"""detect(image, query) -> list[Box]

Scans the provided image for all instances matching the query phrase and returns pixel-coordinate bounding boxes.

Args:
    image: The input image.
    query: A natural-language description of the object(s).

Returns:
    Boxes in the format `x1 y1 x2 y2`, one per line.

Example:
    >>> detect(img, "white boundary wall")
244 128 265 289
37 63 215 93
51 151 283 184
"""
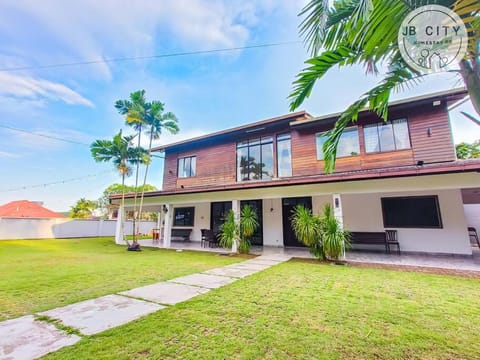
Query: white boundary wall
0 218 156 240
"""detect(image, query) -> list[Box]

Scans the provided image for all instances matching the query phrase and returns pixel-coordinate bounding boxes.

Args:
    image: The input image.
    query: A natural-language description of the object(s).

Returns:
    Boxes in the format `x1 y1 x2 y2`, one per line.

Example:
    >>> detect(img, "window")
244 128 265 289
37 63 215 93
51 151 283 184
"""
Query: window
277 133 292 177
178 156 196 178
364 118 411 153
174 207 195 226
237 137 274 181
381 196 442 228
316 127 360 160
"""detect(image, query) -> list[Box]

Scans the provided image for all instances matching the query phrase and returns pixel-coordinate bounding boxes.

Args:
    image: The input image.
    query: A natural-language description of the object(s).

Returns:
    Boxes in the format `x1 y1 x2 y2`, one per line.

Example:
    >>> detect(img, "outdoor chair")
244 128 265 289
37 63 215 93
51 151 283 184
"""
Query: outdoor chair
210 232 221 248
201 229 214 248
385 229 401 255
468 227 480 248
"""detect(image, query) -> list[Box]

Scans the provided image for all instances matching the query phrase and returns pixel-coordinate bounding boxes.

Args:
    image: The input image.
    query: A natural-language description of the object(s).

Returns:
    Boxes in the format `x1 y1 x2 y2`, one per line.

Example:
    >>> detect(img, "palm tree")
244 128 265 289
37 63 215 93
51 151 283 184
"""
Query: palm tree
90 130 148 246
115 90 148 243
115 90 179 241
137 101 178 229
289 0 480 173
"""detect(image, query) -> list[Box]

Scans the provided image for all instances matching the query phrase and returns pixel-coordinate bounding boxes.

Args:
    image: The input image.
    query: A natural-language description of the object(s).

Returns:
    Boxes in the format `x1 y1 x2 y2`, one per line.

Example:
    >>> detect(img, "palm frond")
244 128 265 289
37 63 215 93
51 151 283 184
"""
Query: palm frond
289 45 357 110
299 0 330 55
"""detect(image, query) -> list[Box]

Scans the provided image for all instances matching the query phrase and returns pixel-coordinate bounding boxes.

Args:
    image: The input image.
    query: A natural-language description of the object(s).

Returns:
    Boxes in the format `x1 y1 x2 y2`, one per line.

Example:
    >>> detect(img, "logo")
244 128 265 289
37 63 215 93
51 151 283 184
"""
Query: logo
398 5 467 73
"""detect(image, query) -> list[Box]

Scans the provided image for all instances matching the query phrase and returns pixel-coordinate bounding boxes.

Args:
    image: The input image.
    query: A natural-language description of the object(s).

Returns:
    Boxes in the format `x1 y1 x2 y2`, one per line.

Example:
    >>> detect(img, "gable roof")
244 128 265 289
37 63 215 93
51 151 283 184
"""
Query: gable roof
0 200 65 218
152 110 311 152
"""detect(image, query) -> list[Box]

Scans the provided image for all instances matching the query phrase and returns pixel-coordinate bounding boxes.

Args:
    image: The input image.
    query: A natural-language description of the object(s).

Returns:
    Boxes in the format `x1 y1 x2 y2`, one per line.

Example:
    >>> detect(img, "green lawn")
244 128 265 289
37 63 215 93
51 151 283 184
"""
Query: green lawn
0 237 243 321
44 259 480 360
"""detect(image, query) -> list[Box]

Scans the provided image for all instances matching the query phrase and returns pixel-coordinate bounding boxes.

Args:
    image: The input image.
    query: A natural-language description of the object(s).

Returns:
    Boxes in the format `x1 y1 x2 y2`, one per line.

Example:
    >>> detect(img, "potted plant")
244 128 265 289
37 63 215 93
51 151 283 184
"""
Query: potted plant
239 204 259 254
320 204 351 262
290 205 325 260
291 204 350 262
219 209 240 253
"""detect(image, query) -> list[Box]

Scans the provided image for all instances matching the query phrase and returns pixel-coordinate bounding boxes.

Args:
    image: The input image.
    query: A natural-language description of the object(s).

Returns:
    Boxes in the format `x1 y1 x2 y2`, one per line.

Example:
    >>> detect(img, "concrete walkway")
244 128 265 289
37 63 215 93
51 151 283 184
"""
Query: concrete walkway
0 255 291 360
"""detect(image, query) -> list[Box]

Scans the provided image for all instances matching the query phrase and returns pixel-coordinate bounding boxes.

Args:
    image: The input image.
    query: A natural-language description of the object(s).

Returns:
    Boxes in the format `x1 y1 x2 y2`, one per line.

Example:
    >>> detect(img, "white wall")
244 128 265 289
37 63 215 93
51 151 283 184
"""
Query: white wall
0 218 156 240
263 198 283 246
168 203 210 242
312 195 331 215
342 189 472 255
464 204 480 233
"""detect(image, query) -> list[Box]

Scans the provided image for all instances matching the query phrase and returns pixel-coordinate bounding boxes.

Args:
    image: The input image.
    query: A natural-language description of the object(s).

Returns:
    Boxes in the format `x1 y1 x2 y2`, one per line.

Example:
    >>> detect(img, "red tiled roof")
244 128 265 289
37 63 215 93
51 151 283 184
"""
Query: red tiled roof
0 200 65 218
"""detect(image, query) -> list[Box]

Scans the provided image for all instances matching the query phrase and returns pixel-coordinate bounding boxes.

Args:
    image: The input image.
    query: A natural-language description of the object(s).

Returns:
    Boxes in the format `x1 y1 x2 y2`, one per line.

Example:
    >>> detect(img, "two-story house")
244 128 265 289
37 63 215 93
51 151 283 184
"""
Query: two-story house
112 89 480 255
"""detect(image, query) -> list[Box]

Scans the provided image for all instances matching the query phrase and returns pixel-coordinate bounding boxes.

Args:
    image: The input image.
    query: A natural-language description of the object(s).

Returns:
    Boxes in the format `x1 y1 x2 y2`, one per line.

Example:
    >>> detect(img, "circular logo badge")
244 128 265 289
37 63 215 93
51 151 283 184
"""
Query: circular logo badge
398 5 468 73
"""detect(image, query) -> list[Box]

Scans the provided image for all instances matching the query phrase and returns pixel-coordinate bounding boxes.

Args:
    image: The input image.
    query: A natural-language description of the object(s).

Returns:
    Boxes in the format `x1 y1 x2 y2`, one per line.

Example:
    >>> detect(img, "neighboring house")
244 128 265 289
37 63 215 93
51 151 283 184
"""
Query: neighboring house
0 200 65 218
112 89 480 255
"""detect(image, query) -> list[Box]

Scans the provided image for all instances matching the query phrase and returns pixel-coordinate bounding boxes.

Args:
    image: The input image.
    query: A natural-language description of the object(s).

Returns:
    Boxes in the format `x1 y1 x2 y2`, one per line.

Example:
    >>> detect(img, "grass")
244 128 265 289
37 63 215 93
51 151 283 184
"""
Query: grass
0 237 243 321
44 259 480 360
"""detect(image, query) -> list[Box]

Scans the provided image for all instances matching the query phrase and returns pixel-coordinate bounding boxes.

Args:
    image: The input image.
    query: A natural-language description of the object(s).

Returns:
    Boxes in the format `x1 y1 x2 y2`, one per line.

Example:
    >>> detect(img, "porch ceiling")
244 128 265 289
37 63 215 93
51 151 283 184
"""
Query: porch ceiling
113 172 480 206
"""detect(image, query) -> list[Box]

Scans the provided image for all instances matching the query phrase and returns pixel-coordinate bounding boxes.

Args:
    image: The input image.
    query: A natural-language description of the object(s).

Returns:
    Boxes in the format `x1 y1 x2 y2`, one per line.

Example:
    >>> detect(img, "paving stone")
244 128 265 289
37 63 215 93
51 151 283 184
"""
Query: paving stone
0 315 80 360
120 282 210 305
169 273 237 289
242 259 284 266
224 262 272 271
203 267 260 278
254 255 292 262
40 294 163 336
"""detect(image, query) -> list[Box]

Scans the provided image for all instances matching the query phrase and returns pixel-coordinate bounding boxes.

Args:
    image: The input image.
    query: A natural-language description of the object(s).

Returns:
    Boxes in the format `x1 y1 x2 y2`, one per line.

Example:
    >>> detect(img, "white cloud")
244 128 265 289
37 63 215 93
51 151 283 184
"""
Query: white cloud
0 72 94 107
0 1 299 79
0 150 22 159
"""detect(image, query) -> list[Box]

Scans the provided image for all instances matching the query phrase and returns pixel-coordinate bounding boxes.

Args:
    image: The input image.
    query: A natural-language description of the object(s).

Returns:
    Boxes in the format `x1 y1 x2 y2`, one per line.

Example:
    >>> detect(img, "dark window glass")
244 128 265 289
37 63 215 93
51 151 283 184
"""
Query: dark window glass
236 137 274 181
174 207 195 226
381 196 442 228
277 133 292 177
177 156 196 178
364 119 411 153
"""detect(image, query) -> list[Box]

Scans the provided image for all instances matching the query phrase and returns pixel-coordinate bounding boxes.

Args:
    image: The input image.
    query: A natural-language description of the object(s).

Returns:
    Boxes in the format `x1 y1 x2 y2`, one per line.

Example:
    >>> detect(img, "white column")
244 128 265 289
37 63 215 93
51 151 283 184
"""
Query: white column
332 193 344 230
156 211 161 229
114 206 124 245
163 204 172 248
231 200 240 253
332 193 345 259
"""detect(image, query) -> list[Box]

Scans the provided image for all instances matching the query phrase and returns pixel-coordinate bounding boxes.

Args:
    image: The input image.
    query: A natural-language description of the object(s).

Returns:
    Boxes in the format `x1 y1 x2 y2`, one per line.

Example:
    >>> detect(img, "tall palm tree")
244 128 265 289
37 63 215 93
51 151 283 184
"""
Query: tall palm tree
115 90 149 242
290 0 480 173
115 90 179 239
90 130 148 246
137 101 179 225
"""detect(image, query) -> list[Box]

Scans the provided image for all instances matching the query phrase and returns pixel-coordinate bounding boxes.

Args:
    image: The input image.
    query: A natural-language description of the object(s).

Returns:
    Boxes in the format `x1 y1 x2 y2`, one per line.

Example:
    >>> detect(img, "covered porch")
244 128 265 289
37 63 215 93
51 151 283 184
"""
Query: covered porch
112 171 480 257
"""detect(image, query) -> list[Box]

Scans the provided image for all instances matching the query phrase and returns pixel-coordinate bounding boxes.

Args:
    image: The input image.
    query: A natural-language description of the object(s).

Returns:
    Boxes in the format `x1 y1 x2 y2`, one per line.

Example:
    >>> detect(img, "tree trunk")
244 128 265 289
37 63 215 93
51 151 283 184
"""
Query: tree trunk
137 128 154 232
459 59 480 119
132 127 142 245
121 172 130 247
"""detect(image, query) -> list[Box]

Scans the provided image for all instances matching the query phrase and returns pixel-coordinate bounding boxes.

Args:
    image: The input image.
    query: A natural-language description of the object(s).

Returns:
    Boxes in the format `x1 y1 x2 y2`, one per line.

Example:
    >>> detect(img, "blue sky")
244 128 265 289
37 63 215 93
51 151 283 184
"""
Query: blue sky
0 0 478 212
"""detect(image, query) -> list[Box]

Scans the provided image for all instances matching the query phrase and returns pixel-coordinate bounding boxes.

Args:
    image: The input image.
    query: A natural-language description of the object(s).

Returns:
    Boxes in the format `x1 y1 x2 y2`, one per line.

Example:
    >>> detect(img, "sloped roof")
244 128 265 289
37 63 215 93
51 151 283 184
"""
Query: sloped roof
0 200 65 218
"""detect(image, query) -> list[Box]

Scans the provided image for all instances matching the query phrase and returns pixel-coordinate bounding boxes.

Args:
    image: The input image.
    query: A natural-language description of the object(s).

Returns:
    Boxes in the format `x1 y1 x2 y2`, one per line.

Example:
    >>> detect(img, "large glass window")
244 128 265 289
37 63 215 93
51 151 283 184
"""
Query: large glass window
177 156 196 178
277 133 292 177
364 119 411 153
174 207 195 226
237 137 274 181
316 127 360 160
381 196 442 228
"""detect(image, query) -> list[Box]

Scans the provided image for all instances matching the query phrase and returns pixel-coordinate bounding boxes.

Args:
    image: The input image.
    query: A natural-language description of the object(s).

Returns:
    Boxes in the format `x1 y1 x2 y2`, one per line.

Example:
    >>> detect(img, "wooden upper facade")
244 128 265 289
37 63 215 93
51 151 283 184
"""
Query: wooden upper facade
156 90 467 192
